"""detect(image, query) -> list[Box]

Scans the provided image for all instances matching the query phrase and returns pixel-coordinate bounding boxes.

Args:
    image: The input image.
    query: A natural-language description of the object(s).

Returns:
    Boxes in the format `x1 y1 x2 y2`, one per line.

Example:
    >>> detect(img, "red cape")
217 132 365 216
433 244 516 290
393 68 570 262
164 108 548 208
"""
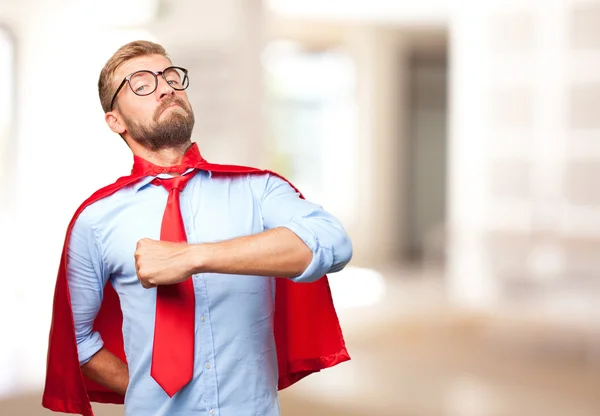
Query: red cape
42 144 350 416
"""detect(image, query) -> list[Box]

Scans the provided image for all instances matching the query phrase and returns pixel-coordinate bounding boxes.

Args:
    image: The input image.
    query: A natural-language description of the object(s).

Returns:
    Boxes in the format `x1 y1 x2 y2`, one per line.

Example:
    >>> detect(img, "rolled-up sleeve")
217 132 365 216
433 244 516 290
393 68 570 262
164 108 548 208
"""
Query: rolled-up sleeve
67 209 108 365
256 174 353 282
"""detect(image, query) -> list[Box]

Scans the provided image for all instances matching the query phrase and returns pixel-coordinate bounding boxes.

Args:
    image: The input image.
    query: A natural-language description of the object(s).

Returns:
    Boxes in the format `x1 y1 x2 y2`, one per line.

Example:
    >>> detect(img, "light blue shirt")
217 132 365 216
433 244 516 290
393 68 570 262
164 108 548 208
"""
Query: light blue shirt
67 170 352 416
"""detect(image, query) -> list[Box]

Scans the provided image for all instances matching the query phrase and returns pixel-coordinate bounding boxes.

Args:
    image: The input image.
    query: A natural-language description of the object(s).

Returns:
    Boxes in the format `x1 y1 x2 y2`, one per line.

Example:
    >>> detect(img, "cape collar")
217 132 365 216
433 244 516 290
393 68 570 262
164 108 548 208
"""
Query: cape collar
131 142 206 176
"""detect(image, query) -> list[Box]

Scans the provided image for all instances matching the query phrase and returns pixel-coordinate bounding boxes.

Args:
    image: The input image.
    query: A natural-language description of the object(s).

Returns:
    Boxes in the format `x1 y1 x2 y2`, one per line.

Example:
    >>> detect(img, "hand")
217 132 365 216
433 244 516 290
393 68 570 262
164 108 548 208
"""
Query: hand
134 238 195 288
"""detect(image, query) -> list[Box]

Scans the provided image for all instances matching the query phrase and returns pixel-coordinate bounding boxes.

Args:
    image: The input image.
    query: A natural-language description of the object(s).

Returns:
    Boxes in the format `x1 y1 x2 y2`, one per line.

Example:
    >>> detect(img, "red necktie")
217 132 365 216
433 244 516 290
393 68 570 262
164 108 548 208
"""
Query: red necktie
150 172 197 397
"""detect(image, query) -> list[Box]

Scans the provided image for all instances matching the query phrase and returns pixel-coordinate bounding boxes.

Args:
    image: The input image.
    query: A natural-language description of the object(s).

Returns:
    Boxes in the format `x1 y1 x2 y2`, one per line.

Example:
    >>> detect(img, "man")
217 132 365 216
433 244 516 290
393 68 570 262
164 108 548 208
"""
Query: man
42 40 352 416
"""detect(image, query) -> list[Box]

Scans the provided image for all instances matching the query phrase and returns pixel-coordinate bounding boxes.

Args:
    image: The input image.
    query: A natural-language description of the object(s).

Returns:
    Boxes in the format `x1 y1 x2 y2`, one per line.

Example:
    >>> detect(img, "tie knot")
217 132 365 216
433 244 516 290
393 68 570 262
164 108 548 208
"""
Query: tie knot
154 172 195 192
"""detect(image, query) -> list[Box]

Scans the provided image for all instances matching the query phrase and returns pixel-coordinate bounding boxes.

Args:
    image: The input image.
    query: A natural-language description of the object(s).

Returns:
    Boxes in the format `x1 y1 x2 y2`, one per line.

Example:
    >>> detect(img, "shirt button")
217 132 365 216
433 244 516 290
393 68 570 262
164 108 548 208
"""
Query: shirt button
209 410 215 415
205 362 211 369
201 316 206 322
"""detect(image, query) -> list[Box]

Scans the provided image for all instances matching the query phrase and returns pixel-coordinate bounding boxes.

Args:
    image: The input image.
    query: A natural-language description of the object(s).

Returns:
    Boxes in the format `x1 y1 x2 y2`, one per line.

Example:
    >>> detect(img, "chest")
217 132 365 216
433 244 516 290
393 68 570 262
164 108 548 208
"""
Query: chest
98 179 263 282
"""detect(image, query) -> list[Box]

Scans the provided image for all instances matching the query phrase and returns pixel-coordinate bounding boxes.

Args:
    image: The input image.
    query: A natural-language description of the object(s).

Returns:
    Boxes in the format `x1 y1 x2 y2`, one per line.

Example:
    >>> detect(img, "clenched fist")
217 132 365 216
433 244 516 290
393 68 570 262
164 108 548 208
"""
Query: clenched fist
134 238 196 288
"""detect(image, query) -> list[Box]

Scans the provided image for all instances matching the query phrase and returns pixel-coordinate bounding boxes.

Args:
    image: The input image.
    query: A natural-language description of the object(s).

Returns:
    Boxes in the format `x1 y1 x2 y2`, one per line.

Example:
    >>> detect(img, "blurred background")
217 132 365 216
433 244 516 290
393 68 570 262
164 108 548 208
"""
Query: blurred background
2 0 600 415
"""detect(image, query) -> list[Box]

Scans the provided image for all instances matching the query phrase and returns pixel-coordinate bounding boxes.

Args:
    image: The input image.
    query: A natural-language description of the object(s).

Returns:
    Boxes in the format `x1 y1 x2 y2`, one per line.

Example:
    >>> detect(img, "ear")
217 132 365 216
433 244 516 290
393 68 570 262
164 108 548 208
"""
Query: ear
105 111 126 134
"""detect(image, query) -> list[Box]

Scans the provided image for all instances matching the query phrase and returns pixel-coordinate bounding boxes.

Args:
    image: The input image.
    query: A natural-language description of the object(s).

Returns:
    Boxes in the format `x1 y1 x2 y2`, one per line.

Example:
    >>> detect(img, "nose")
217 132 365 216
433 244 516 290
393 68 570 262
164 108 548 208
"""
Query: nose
157 75 174 100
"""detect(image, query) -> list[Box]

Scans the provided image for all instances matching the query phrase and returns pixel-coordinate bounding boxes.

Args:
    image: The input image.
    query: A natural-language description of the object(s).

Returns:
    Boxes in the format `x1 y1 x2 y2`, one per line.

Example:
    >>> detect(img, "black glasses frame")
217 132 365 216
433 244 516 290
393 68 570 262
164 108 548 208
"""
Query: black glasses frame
110 66 189 110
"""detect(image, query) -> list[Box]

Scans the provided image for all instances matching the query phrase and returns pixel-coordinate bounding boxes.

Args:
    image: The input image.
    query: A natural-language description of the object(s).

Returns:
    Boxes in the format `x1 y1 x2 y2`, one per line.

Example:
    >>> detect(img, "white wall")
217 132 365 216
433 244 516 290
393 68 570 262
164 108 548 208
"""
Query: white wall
448 0 600 314
0 0 265 396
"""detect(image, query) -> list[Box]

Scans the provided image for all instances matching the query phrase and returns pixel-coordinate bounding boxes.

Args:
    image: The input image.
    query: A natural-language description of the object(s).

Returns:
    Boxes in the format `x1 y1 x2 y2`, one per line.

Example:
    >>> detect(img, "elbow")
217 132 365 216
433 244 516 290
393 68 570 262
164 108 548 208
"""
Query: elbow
295 242 313 276
75 333 104 366
339 234 354 266
340 234 353 265
285 220 353 282
330 231 353 273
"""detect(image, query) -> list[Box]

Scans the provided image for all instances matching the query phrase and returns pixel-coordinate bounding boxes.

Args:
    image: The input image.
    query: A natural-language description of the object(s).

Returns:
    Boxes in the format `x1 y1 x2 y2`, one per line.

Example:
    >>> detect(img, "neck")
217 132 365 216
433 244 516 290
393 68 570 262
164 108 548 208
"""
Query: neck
130 141 193 168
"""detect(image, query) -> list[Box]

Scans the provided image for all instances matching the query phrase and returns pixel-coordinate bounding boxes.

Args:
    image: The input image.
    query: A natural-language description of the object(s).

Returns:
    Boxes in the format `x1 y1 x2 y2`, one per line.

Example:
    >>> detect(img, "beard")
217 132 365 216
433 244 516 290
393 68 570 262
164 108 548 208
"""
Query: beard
122 96 195 151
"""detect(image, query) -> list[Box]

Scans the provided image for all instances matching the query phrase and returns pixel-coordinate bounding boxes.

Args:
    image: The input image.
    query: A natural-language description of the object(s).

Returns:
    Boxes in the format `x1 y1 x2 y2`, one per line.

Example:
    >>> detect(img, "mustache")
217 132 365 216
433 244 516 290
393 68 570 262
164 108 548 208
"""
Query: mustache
154 97 189 120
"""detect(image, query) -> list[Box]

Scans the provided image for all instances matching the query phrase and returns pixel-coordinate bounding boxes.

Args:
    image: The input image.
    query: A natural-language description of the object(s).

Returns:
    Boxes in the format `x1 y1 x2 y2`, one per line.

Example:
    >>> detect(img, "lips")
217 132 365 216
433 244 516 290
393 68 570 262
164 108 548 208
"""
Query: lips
162 102 180 112
157 102 182 117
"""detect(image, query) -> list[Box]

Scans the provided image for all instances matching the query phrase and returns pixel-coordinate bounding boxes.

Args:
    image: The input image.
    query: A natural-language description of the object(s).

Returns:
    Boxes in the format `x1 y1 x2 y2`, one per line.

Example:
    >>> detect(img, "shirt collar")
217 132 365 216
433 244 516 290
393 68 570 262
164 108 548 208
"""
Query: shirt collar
132 168 212 192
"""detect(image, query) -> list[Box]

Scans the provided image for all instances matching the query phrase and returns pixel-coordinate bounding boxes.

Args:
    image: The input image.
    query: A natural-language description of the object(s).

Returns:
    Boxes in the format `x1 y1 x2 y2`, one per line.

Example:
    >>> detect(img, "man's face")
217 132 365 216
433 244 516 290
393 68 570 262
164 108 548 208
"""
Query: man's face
108 54 195 151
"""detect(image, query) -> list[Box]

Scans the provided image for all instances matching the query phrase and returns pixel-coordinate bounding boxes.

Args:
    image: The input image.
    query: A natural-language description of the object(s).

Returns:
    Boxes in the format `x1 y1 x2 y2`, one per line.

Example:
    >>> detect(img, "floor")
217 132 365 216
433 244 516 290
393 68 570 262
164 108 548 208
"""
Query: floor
2 267 600 416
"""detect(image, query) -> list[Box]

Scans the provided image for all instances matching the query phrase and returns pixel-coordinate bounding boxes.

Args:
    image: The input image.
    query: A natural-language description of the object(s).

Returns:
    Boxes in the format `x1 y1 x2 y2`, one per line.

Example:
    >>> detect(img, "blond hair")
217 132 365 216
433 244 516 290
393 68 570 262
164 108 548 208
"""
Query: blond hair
98 40 169 113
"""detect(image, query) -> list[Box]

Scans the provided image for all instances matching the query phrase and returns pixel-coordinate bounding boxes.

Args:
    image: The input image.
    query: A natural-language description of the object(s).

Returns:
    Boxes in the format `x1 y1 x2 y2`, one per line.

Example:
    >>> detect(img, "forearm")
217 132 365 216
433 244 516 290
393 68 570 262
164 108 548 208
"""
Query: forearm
81 347 129 396
190 227 312 278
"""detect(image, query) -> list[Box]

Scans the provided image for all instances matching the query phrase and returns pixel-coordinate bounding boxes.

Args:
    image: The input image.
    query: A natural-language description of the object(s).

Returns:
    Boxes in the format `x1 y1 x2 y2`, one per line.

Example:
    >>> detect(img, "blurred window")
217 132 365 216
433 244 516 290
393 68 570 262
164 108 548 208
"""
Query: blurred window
0 26 14 183
0 24 16 211
262 41 356 204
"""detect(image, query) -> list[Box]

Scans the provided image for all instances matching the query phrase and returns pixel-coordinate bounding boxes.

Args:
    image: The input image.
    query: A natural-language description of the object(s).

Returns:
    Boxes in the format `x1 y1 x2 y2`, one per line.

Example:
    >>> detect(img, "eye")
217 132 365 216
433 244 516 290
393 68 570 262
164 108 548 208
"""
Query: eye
129 71 155 94
164 68 184 87
134 84 151 93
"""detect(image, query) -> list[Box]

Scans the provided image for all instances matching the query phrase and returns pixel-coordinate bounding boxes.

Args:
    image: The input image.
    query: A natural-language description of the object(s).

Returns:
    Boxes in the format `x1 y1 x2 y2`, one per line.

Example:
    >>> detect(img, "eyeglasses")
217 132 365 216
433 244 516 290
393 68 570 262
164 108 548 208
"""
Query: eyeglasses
110 66 189 110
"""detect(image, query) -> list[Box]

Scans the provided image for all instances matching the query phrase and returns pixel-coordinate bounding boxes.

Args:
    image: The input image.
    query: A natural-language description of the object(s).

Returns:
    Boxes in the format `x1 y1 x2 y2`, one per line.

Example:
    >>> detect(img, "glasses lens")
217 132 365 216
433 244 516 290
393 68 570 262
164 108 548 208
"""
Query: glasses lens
129 71 157 96
164 67 189 90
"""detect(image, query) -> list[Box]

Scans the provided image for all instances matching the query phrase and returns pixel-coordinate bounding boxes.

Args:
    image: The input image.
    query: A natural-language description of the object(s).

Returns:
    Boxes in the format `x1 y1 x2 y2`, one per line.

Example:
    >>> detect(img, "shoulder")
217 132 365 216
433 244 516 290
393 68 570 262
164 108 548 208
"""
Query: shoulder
204 168 298 202
202 163 272 185
70 175 142 230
